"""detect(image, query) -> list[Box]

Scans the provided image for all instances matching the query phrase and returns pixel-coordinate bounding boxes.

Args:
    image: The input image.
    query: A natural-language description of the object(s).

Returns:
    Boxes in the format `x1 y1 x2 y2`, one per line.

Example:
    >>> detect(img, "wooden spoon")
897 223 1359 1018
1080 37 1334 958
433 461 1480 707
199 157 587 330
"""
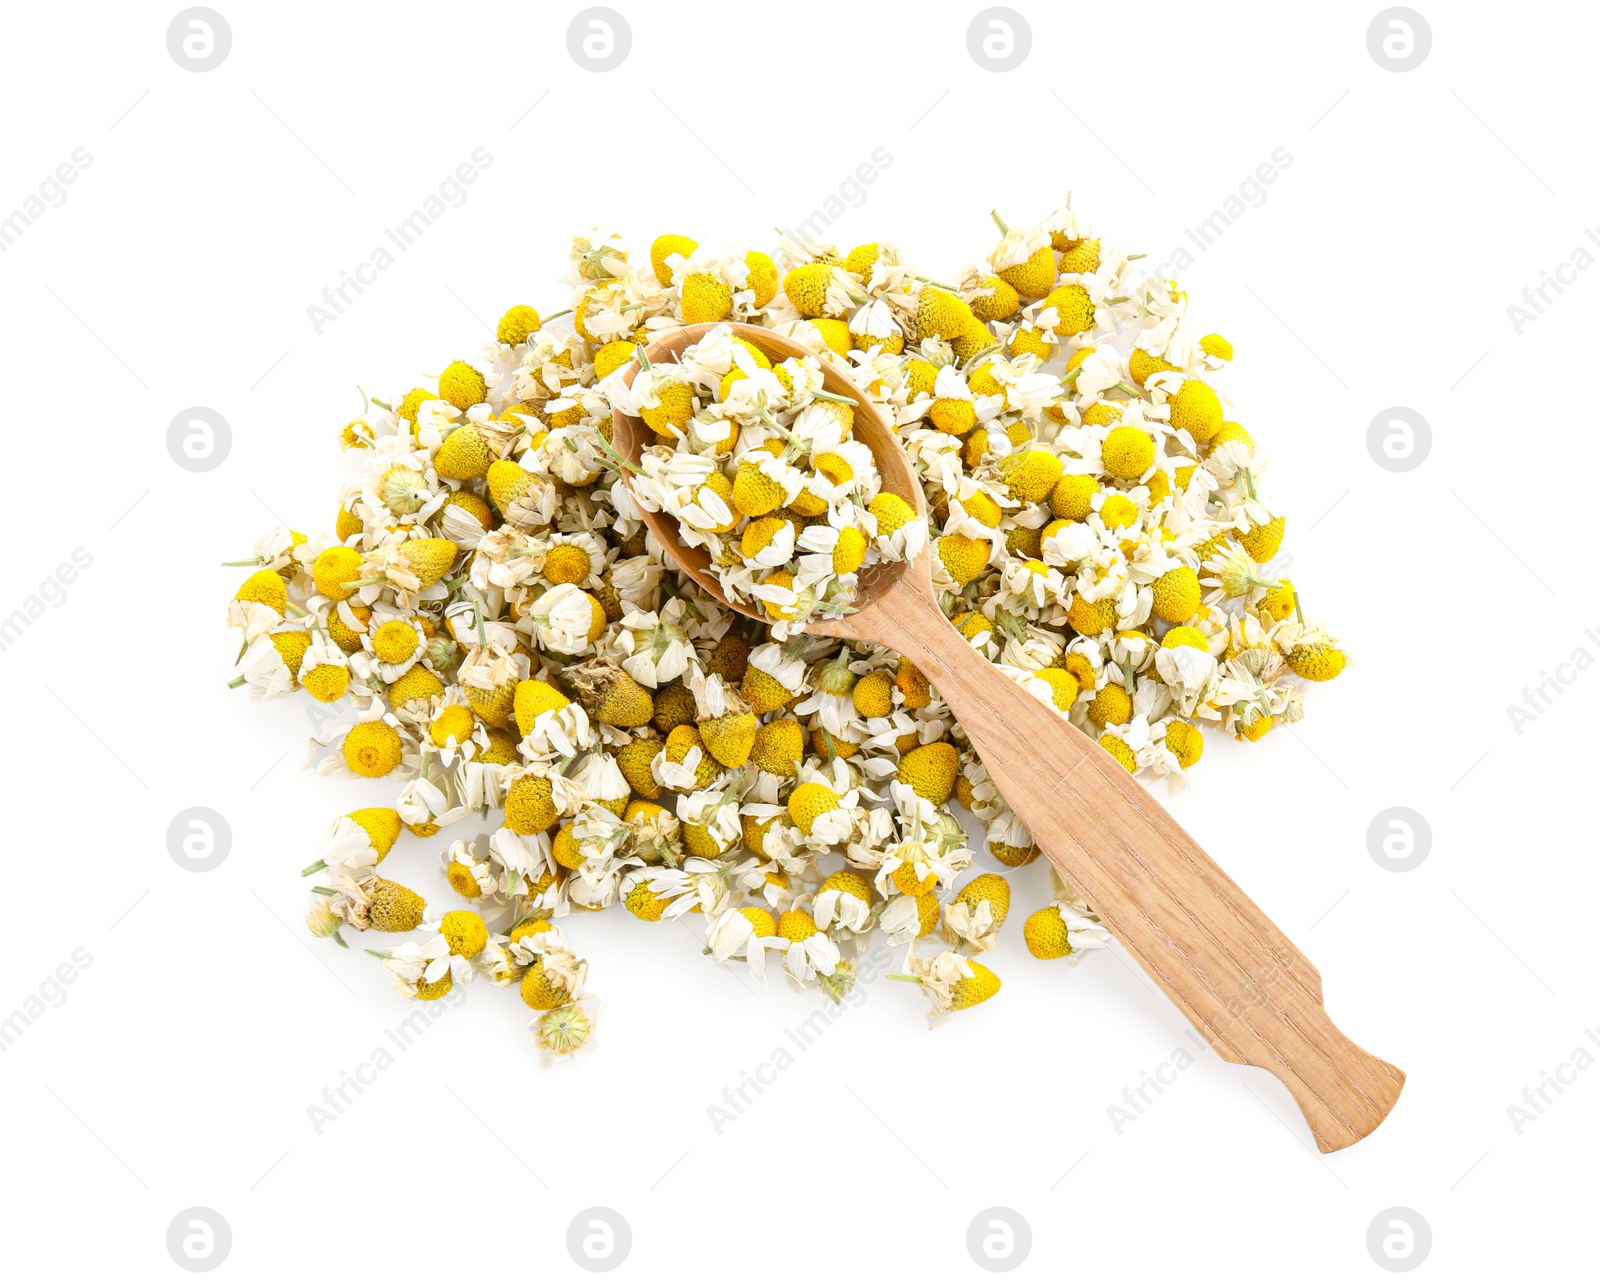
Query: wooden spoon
612 322 1403 1153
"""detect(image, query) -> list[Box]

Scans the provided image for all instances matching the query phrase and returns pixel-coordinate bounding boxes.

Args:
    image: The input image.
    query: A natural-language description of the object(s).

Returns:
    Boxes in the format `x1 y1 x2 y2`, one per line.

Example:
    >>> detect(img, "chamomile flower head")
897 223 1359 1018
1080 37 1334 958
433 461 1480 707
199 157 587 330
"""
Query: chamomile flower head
944 872 1011 951
1023 902 1112 960
1283 636 1347 682
1167 378 1223 445
361 616 428 680
373 934 473 1000
302 807 403 884
328 873 427 933
1151 566 1202 623
777 907 842 988
704 904 785 990
988 214 1055 298
1101 427 1155 481
814 868 875 931
999 448 1064 503
1041 283 1095 336
896 742 960 805
898 949 1001 1022
297 632 351 703
530 999 598 1065
440 837 496 899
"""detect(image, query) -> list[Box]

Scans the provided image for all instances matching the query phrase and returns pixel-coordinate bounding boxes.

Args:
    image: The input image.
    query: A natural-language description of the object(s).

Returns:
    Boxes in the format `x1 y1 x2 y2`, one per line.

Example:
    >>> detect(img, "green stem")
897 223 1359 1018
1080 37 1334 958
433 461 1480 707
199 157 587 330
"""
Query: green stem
227 676 247 689
989 209 1010 235
593 431 640 476
992 606 1029 643
544 307 573 322
341 577 387 590
312 885 337 897
222 557 264 567
809 388 858 406
756 407 808 462
301 859 327 877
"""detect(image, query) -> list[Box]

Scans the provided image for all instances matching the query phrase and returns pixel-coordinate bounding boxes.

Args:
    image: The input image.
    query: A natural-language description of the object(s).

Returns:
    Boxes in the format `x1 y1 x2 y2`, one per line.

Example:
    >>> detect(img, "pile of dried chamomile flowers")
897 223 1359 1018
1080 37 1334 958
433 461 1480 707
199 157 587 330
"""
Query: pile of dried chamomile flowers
225 201 1343 1058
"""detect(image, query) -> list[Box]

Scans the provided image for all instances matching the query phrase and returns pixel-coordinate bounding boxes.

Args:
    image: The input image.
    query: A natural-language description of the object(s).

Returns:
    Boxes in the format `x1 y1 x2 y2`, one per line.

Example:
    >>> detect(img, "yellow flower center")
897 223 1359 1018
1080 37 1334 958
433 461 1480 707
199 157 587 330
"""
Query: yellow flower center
543 544 592 584
371 620 420 664
813 452 853 485
430 704 476 747
344 721 403 778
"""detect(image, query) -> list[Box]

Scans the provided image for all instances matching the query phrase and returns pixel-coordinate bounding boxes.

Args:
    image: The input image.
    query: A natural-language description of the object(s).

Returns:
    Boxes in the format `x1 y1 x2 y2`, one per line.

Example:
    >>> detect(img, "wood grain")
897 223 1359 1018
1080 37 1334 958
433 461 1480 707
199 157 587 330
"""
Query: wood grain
613 322 1404 1153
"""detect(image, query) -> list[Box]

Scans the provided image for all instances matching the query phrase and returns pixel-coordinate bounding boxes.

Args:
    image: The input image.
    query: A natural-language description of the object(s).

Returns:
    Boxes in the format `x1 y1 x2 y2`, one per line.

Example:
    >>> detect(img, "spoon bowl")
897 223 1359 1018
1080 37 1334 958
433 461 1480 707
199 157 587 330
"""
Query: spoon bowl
610 322 929 629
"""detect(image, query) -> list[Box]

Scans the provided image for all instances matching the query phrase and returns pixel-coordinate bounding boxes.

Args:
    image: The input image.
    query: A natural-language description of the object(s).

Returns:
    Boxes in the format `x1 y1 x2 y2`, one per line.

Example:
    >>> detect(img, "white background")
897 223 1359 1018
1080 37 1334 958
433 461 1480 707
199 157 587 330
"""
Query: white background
1 1 1592 1274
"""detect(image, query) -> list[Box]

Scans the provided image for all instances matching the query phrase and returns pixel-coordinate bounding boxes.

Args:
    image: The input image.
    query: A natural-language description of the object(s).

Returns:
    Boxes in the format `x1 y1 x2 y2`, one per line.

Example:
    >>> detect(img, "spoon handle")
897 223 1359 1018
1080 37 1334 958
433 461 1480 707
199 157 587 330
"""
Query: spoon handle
844 578 1404 1152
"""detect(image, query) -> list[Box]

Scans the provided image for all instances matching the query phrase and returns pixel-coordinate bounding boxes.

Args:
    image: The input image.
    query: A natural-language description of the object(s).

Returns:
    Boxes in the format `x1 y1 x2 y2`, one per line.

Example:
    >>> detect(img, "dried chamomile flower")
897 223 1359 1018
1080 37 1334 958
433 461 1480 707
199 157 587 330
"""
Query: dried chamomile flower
370 934 474 1000
1023 901 1112 960
531 998 599 1066
892 949 1002 1023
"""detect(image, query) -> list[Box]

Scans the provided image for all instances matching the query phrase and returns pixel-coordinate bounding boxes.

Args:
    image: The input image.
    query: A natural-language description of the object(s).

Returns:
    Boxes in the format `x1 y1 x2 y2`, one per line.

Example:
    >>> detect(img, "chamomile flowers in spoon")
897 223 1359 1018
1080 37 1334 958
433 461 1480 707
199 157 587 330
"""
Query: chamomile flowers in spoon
613 323 924 635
